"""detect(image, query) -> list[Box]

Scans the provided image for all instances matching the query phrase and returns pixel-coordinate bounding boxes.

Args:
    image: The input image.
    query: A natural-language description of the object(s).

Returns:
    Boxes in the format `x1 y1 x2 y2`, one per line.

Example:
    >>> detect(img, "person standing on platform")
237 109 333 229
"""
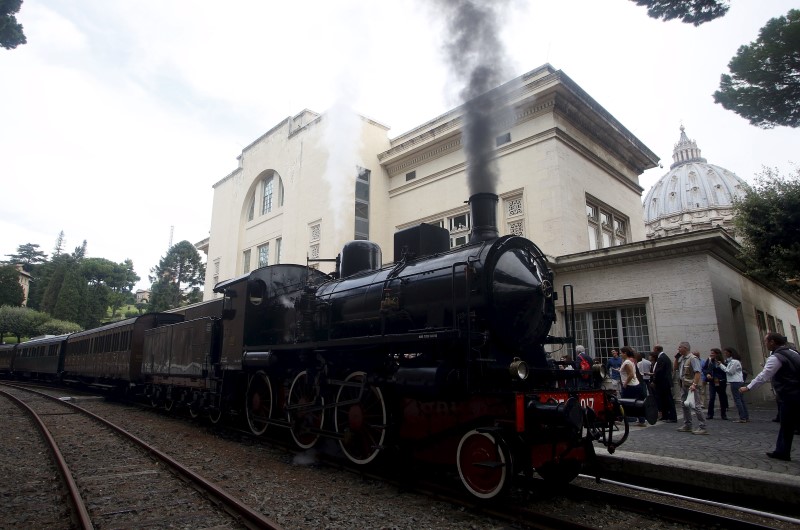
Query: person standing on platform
705 348 729 420
575 345 593 389
637 351 652 391
720 347 748 423
620 347 646 426
677 342 708 435
607 349 622 395
653 345 677 422
740 332 800 461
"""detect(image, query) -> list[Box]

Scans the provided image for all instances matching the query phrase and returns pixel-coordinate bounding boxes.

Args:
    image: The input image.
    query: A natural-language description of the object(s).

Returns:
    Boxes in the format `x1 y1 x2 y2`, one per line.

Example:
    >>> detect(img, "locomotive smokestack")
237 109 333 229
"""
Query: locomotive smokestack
468 193 499 243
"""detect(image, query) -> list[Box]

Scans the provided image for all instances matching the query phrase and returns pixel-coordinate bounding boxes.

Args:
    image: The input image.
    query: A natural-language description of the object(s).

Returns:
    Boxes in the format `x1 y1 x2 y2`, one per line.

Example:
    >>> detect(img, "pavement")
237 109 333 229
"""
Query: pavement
593 400 800 512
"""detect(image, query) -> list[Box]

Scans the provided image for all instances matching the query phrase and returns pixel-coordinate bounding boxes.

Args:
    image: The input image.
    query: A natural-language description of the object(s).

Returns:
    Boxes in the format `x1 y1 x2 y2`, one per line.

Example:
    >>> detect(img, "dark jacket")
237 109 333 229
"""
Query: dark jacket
772 345 800 404
653 352 673 387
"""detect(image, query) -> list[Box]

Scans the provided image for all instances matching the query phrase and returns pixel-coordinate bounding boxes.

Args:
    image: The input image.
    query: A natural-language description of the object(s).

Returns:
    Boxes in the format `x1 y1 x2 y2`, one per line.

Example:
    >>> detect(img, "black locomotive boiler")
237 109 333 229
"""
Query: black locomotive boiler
209 192 646 498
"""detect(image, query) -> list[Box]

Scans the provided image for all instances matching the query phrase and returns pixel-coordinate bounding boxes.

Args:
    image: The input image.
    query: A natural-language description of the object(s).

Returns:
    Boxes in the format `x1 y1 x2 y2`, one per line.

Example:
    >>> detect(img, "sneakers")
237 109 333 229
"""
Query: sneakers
732 419 749 423
677 425 693 432
692 429 709 435
634 422 647 427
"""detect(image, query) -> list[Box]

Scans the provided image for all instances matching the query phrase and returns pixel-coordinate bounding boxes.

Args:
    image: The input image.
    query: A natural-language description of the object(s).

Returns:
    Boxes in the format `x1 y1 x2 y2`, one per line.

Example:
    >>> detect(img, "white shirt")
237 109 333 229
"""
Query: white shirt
638 359 652 381
746 354 781 391
720 358 744 383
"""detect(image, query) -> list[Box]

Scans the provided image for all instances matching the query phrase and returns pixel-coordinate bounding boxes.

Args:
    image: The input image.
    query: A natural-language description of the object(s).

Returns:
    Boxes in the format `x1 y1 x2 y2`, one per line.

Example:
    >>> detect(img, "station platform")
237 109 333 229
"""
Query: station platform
593 400 800 512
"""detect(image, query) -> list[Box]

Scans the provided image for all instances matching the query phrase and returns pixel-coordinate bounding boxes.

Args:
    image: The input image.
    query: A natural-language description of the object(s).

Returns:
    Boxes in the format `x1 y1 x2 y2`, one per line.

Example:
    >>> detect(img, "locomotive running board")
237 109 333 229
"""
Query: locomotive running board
247 328 462 352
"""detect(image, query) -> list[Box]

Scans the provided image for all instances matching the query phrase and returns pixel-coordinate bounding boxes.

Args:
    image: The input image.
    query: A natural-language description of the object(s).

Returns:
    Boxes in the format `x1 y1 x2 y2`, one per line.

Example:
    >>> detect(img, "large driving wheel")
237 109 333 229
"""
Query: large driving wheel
287 370 324 449
208 396 223 424
457 430 513 500
163 386 174 412
246 371 273 436
334 371 387 465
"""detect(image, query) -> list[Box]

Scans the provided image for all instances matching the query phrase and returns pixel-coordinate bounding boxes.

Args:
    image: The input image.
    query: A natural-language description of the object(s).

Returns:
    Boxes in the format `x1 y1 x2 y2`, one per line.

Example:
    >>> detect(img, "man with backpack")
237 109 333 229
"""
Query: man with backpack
575 345 593 388
740 332 800 461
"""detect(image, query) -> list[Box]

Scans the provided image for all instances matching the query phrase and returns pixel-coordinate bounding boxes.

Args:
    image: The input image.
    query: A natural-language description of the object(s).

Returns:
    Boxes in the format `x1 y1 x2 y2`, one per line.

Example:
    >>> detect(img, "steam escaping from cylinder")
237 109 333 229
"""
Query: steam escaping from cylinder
434 0 516 195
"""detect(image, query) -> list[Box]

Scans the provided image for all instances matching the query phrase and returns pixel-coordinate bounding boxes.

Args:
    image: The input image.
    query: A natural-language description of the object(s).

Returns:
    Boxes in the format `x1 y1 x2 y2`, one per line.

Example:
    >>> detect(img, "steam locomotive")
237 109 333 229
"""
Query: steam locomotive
1 193 652 499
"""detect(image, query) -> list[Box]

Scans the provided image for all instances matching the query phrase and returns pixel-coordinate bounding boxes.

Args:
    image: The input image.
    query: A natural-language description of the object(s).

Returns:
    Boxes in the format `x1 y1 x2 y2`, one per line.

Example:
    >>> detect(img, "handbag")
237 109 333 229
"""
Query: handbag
683 389 696 408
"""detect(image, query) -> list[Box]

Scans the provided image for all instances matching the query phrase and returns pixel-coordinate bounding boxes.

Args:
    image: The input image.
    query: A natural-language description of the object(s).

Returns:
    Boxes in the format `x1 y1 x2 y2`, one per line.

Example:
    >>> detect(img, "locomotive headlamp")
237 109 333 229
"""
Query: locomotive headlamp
509 357 529 381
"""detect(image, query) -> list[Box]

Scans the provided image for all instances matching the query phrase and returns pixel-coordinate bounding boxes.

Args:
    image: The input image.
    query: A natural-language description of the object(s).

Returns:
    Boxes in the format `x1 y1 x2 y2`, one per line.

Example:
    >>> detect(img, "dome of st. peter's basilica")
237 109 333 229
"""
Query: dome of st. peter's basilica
643 126 748 239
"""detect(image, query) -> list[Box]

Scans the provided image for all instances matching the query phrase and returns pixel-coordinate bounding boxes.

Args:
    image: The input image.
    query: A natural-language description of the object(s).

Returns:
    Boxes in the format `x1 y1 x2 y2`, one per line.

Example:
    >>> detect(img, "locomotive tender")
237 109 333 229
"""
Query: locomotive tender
2 193 650 499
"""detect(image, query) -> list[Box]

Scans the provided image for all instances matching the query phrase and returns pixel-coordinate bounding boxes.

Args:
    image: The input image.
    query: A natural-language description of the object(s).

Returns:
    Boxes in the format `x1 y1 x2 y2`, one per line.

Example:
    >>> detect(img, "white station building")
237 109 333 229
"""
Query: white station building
198 64 800 403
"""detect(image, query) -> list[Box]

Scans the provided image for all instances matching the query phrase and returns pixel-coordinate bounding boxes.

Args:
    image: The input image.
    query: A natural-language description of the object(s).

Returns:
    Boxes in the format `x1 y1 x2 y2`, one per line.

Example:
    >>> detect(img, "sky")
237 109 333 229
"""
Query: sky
1 0 797 291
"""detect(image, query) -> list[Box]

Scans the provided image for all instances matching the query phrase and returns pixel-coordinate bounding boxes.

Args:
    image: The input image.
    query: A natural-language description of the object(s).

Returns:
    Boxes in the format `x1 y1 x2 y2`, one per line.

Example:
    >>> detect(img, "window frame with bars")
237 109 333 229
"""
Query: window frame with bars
564 304 651 366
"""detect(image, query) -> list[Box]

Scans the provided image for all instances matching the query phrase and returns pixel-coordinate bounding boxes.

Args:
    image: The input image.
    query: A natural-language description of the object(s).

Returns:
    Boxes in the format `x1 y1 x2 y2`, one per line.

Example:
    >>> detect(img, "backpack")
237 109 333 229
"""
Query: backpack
578 353 591 379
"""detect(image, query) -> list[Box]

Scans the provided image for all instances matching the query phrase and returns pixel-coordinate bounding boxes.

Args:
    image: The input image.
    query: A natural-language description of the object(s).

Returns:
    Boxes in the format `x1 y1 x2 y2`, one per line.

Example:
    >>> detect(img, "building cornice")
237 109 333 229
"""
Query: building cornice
376 65 658 180
551 229 800 307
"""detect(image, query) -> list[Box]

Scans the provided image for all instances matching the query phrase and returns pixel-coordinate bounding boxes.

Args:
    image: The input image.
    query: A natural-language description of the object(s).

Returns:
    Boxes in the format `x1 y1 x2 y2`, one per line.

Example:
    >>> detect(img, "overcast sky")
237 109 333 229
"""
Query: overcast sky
1 0 797 291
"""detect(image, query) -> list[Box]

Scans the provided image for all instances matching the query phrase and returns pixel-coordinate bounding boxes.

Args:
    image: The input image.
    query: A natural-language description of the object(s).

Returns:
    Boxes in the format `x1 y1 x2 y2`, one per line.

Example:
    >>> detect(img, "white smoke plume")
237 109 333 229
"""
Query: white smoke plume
319 2 366 237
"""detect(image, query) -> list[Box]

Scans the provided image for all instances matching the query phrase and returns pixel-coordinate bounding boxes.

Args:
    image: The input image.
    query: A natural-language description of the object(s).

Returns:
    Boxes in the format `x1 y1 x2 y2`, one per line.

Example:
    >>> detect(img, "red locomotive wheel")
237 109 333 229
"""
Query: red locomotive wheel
246 371 273 436
334 371 387 465
457 430 512 499
287 370 324 449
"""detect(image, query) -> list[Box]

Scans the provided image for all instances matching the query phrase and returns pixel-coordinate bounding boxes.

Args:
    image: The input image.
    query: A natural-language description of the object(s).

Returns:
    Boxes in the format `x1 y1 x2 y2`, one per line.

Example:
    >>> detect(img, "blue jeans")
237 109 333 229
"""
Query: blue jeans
729 382 749 420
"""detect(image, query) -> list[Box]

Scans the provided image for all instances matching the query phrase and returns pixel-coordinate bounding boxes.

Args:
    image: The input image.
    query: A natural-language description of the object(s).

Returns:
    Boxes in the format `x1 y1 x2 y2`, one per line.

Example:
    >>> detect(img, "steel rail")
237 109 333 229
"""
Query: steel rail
2 383 284 530
575 474 795 529
0 388 94 530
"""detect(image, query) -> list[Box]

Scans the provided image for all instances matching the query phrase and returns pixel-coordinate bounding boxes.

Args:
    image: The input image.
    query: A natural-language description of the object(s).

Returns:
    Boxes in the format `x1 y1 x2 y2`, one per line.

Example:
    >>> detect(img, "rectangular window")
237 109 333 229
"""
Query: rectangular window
776 318 785 336
791 325 799 348
586 198 628 250
565 305 651 364
258 243 269 267
275 238 282 265
310 223 321 242
495 132 511 146
242 249 251 274
405 171 416 181
450 234 468 247
212 259 220 287
355 167 370 240
767 314 777 332
755 310 769 357
449 213 470 232
262 177 274 215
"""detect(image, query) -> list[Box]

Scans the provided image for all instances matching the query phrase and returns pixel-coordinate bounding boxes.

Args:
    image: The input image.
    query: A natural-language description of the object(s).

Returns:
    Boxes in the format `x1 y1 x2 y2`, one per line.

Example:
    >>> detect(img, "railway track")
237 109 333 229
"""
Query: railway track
0 382 282 530
4 382 795 530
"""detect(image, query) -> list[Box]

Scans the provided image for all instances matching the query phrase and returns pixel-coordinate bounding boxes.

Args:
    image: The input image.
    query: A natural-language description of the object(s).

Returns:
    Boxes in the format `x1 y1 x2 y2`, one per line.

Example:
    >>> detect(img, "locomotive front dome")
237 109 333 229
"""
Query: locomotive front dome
482 236 555 352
